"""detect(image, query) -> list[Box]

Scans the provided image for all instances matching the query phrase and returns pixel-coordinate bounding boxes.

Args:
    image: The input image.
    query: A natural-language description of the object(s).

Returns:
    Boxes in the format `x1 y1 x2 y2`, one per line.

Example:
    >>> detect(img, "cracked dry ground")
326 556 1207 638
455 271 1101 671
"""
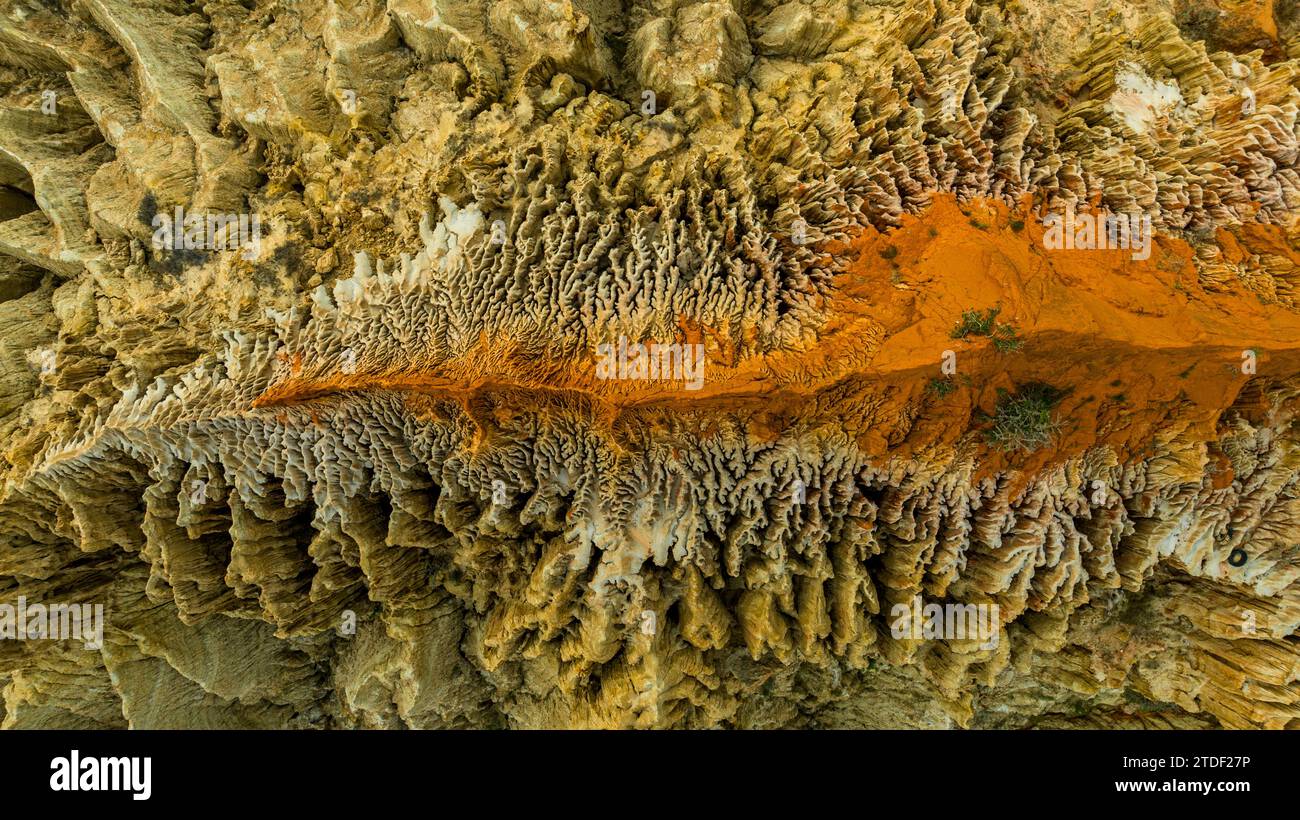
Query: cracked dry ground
0 0 1299 729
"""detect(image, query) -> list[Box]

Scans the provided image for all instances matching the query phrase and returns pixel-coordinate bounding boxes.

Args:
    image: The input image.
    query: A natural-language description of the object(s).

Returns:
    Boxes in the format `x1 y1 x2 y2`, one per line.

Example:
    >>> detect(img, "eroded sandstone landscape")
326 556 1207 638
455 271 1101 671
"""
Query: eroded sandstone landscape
0 0 1297 729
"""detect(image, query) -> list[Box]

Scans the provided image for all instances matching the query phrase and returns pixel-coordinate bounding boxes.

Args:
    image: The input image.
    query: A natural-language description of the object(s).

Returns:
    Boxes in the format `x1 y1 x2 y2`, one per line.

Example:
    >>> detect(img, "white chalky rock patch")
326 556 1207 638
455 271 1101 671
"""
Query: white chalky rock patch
1108 62 1184 135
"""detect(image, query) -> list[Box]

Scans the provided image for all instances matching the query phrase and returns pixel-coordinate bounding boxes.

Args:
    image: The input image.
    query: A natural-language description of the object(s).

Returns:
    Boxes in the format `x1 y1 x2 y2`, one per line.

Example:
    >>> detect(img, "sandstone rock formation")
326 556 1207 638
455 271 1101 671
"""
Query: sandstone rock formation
0 0 1298 728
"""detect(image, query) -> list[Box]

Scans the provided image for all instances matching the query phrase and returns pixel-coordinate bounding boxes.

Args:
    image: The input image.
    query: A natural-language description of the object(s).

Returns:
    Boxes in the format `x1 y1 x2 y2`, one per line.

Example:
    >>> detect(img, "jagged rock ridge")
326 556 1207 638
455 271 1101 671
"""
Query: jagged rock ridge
0 0 1297 727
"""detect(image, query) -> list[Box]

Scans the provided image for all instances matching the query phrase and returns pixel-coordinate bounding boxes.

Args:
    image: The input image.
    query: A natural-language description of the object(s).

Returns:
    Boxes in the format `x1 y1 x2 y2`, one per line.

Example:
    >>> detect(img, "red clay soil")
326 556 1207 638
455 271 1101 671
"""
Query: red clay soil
254 194 1300 481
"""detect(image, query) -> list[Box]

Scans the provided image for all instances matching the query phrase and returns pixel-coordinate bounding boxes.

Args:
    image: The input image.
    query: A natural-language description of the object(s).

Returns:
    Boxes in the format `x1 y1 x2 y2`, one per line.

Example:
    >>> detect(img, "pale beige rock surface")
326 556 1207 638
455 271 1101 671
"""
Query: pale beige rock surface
0 0 1297 728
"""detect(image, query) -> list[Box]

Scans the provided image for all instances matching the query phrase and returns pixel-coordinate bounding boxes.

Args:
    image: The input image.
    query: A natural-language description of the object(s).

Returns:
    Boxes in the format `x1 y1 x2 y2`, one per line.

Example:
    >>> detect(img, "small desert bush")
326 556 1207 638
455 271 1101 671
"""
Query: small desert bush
983 383 1066 452
951 306 1022 351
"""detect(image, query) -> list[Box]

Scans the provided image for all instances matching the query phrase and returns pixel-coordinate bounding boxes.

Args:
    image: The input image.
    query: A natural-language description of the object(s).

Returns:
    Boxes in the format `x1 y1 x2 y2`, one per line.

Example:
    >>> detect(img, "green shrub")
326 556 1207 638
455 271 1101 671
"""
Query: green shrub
951 306 1022 352
926 377 957 398
951 307 1000 339
983 383 1066 452
991 326 1022 352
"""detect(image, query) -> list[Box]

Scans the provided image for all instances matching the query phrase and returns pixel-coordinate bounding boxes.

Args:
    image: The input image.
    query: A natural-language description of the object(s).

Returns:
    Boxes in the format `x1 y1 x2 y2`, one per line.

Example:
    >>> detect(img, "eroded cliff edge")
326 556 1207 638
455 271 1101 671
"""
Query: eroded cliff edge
0 0 1298 728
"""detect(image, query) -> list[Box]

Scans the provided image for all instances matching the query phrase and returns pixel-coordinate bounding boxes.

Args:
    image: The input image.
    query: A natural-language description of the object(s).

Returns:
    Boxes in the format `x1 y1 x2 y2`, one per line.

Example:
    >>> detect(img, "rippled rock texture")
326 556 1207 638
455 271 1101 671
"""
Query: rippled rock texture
0 0 1298 728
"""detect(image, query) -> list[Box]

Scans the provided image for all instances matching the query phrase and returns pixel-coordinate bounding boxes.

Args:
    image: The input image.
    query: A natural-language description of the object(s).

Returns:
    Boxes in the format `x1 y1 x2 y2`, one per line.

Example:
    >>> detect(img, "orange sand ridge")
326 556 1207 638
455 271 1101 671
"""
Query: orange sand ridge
254 194 1300 477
